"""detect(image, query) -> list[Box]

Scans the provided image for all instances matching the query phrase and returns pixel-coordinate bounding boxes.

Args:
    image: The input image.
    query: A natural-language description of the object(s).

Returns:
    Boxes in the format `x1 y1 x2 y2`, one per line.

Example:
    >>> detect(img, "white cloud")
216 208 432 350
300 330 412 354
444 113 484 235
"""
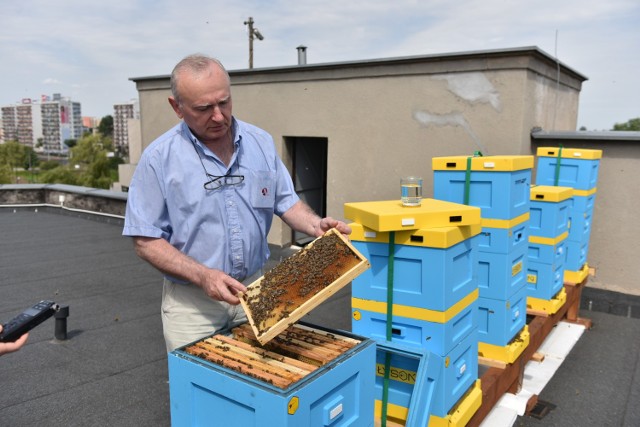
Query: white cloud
42 78 62 85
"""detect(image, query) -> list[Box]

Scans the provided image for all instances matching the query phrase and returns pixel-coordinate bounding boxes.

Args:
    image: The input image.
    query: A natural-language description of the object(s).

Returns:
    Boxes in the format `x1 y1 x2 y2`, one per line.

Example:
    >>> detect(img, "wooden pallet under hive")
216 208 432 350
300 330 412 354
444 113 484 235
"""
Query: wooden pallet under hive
184 323 361 389
240 228 370 345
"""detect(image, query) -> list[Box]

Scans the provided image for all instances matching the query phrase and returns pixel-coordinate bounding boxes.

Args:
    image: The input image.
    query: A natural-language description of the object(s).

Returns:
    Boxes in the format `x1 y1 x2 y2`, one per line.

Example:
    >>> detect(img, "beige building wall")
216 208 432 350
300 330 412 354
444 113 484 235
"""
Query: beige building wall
124 47 640 295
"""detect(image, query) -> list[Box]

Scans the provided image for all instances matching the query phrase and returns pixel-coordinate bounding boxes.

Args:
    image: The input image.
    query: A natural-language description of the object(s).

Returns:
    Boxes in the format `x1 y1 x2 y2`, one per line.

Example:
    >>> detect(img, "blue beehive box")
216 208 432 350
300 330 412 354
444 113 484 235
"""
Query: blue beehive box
527 259 565 301
478 214 529 254
568 189 597 243
433 155 534 220
564 239 589 272
373 343 440 427
569 208 593 244
528 234 568 265
477 285 527 347
350 223 480 312
375 330 478 420
476 244 527 300
352 289 477 356
529 185 573 238
168 324 375 427
535 147 602 190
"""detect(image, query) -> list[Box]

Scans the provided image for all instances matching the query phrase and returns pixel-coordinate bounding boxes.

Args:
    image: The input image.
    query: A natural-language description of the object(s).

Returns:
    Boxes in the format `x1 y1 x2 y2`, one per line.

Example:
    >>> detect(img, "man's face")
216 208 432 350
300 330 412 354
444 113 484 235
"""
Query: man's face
169 64 233 144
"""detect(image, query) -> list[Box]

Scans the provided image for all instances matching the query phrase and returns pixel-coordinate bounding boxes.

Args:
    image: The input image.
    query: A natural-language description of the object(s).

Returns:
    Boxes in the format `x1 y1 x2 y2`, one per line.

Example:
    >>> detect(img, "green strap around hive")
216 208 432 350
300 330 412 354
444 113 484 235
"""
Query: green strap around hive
463 151 483 205
381 231 396 427
553 144 564 186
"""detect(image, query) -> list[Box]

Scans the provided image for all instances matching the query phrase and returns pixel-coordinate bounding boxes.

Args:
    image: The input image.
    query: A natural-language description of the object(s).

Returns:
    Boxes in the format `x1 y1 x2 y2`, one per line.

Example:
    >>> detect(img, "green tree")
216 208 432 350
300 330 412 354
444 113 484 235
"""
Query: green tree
40 166 79 185
70 134 110 165
39 160 61 171
0 163 12 184
0 141 24 167
98 115 114 137
23 147 39 171
70 134 114 189
0 141 28 181
612 117 640 131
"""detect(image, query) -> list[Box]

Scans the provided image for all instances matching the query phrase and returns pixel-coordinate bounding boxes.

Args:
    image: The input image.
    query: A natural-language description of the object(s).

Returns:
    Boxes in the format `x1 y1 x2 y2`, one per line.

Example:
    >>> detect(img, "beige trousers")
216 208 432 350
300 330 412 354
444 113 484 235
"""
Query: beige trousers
161 276 253 352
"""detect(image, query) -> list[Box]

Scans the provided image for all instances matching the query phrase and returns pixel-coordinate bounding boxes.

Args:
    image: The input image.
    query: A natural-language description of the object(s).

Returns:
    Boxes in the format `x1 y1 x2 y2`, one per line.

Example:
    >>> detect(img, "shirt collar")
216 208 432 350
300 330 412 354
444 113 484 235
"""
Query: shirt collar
181 118 242 151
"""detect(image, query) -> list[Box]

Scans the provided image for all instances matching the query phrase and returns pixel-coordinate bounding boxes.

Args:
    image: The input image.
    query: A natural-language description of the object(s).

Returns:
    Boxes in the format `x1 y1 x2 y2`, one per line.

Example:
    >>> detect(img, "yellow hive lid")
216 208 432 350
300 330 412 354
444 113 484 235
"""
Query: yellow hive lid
344 199 481 232
349 222 481 249
530 185 573 202
536 147 602 160
432 155 534 171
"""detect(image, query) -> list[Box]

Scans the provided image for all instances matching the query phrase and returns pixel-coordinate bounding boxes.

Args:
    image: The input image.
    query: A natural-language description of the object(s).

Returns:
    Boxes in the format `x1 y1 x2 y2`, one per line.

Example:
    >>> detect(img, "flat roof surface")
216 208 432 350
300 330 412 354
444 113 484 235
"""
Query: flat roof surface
1 208 638 426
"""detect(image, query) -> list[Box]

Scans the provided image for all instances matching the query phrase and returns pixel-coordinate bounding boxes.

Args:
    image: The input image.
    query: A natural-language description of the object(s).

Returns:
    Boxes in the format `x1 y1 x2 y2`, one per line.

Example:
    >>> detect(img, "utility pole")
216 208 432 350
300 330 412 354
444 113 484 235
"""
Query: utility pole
243 17 264 69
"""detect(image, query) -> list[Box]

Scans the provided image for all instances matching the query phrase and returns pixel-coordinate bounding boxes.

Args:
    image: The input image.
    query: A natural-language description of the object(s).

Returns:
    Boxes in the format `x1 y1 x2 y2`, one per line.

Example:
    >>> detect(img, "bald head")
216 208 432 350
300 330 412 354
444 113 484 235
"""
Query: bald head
170 54 230 105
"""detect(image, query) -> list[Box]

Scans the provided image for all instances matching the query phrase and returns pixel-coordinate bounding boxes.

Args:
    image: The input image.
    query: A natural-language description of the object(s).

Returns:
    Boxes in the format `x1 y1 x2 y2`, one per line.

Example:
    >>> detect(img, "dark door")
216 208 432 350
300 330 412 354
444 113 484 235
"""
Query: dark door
286 136 328 246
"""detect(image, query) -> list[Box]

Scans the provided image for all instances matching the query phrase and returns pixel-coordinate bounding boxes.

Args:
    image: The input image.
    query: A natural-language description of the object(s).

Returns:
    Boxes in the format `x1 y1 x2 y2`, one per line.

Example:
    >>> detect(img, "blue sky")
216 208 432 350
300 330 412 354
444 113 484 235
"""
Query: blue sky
1 0 638 130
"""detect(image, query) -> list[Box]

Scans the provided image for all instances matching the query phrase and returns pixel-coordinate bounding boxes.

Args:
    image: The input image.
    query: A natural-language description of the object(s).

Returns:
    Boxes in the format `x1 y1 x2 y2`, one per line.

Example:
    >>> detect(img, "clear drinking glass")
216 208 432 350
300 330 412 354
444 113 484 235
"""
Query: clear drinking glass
401 176 423 206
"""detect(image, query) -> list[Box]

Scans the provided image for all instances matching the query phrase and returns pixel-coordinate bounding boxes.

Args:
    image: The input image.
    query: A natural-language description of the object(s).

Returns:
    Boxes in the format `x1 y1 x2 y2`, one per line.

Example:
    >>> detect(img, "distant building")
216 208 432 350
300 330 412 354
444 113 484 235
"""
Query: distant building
83 116 100 135
0 94 83 153
0 106 16 143
113 100 139 155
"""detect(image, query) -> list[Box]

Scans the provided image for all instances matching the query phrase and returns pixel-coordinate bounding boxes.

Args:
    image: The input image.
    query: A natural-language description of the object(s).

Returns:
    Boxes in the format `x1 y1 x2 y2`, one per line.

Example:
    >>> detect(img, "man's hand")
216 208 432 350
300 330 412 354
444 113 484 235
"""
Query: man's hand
318 216 352 237
132 237 247 304
282 200 352 238
200 269 247 305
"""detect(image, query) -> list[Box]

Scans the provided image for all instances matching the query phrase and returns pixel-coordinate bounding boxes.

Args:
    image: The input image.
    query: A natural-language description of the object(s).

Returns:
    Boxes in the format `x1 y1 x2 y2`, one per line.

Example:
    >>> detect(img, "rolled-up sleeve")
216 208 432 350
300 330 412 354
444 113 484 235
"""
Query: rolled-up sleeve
123 145 171 240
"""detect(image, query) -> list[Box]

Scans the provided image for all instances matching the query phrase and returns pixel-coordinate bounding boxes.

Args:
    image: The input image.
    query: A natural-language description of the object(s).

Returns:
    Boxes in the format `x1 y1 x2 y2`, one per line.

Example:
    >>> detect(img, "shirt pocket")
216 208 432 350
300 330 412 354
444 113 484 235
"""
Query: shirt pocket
250 170 276 209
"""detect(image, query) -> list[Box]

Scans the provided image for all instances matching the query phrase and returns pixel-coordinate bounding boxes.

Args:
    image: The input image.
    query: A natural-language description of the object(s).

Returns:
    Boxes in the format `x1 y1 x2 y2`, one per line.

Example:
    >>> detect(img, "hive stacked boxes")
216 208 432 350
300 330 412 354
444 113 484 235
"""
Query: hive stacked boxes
535 147 602 284
344 199 483 425
526 185 573 314
433 155 534 363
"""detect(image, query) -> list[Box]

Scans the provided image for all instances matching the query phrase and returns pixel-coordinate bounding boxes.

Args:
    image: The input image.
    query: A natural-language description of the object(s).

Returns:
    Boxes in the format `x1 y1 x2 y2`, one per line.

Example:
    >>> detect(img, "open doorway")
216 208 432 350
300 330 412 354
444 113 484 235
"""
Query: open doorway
285 136 328 246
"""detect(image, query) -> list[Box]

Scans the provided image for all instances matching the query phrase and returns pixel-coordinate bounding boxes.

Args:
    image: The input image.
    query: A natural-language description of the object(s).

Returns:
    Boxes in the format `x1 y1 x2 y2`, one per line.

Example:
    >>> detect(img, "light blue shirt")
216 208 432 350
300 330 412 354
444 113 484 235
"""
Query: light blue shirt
123 119 299 283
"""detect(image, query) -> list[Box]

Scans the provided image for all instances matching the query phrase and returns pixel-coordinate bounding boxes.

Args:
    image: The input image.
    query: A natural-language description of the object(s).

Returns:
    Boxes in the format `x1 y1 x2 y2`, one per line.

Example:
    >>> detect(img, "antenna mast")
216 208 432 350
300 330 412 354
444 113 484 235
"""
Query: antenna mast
244 17 264 69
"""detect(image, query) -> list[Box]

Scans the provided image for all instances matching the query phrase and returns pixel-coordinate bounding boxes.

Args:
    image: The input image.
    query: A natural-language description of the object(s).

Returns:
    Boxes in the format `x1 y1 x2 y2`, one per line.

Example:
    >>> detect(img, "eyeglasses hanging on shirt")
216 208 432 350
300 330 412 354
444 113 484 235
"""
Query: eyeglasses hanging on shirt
190 138 245 190
204 173 244 190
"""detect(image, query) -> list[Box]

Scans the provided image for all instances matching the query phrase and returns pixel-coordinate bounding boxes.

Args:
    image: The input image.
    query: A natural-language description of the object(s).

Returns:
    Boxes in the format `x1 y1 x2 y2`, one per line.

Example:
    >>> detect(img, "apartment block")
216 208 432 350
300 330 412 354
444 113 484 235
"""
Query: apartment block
113 100 139 155
1 94 83 153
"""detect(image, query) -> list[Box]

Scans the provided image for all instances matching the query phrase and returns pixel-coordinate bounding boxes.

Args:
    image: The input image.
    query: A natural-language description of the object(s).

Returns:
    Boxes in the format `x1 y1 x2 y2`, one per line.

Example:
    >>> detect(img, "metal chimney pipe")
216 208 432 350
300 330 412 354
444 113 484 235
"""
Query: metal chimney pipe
297 45 307 65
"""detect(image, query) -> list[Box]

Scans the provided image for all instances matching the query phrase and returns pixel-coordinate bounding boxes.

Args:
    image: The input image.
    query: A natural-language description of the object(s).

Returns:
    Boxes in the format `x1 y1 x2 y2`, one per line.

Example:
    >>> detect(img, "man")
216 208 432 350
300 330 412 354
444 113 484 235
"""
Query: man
123 54 350 351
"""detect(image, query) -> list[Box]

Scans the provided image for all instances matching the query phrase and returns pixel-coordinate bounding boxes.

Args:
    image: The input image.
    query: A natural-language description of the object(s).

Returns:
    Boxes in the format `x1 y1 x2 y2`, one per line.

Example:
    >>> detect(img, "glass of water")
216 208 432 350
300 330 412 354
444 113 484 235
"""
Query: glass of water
401 176 423 206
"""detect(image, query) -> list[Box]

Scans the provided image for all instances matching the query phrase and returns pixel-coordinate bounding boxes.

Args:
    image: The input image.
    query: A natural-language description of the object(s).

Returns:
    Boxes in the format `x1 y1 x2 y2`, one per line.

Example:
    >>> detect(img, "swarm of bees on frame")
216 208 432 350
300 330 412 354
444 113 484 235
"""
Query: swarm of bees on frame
243 232 361 334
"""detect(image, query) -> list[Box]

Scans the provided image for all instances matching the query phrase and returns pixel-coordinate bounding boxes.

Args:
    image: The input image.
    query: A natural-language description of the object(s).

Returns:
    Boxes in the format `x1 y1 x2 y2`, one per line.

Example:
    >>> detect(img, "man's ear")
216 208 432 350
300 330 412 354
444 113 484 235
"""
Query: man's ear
168 97 183 119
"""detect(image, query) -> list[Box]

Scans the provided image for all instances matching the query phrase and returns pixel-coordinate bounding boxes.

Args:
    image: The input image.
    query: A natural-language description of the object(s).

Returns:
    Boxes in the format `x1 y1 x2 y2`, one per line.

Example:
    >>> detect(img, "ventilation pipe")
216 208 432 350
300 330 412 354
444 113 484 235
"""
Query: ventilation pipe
297 45 307 65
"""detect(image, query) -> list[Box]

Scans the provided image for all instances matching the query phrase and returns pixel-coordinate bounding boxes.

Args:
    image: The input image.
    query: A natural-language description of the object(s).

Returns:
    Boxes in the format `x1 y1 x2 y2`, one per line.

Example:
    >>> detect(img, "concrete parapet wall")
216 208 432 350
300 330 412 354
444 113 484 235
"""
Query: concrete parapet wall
0 184 127 217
